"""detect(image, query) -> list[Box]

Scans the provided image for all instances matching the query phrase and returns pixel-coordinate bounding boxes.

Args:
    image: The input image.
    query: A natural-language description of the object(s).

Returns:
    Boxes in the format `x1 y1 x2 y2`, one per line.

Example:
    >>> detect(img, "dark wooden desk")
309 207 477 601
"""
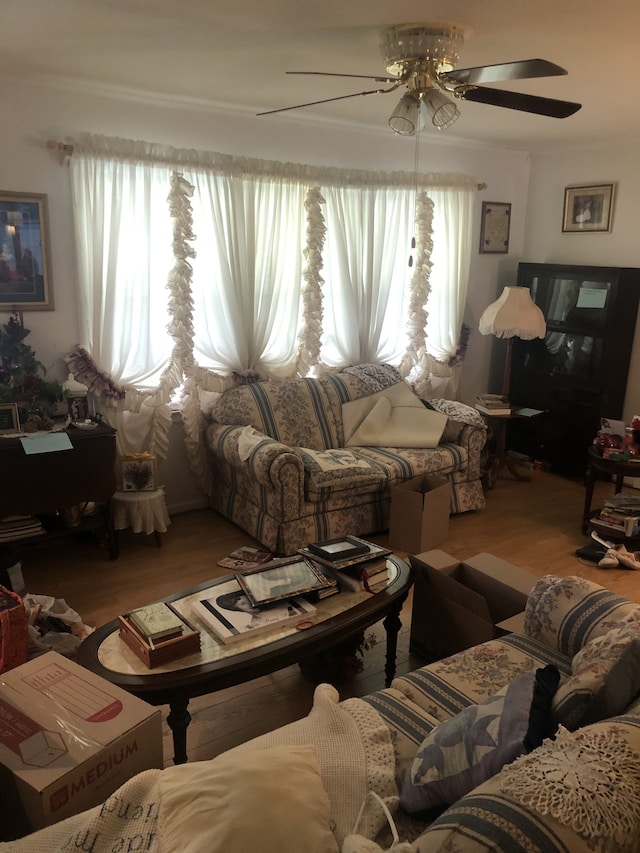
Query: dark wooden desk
78 555 412 764
1 424 118 558
582 446 640 535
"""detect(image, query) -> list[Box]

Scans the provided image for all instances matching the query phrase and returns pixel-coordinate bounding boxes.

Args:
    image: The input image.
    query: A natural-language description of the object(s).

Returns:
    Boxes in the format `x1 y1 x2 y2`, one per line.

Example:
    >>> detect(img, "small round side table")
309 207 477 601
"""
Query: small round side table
111 487 171 547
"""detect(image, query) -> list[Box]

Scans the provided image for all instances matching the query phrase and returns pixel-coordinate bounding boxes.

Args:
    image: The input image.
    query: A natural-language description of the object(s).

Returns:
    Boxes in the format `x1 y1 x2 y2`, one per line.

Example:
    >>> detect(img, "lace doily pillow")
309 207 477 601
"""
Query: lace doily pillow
500 724 640 852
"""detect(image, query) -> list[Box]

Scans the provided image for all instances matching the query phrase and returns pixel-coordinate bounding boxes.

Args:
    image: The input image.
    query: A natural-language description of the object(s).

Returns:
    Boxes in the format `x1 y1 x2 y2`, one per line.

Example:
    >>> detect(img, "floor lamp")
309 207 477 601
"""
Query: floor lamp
478 286 546 482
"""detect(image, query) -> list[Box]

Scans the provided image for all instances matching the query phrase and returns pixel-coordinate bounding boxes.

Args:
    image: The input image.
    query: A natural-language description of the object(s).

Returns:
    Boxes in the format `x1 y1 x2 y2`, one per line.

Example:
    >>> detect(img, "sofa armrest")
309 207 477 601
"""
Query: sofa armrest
425 400 487 480
524 574 640 658
207 424 304 491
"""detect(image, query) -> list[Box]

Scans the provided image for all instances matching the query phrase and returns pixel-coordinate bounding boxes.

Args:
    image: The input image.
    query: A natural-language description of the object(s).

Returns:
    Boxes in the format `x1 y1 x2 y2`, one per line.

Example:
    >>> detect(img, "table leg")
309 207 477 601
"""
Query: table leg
167 699 192 765
582 462 596 534
383 595 406 686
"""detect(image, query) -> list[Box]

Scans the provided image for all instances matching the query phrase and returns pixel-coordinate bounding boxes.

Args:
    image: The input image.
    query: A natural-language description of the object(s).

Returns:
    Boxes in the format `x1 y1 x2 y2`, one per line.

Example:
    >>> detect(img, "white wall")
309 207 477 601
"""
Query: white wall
525 142 640 423
1 80 530 510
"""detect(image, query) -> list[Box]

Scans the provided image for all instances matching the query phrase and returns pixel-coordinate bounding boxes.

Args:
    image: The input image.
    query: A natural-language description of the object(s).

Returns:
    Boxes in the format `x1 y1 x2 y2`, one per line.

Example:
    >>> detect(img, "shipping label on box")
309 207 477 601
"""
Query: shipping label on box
388 474 451 554
0 651 163 832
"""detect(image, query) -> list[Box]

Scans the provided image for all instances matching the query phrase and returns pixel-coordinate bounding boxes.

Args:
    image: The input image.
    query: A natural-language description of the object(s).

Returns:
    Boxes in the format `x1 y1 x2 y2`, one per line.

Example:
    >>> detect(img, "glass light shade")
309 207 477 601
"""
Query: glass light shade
380 24 464 77
423 89 460 130
479 286 546 339
388 93 422 135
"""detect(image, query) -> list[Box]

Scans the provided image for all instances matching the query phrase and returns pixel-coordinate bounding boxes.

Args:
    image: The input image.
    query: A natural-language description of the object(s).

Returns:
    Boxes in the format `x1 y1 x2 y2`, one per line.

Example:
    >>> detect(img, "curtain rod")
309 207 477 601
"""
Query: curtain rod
47 140 74 164
46 138 487 190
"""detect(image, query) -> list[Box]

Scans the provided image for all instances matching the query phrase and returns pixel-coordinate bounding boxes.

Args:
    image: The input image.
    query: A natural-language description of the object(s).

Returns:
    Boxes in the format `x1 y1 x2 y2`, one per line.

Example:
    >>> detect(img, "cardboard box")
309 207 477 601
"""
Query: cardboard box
409 549 538 662
0 651 163 835
388 474 451 553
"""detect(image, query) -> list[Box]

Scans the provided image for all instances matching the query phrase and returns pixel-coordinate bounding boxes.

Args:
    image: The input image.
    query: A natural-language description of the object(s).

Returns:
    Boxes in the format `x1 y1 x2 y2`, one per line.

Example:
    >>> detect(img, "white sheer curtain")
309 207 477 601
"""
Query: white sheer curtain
188 171 307 377
66 133 480 478
70 154 175 389
423 183 475 398
319 185 415 367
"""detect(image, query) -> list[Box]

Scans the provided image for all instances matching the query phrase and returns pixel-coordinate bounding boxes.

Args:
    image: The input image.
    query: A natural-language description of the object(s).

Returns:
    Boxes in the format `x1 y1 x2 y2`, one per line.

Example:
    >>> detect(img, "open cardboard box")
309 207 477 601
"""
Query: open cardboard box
0 651 163 837
388 474 451 554
409 549 538 661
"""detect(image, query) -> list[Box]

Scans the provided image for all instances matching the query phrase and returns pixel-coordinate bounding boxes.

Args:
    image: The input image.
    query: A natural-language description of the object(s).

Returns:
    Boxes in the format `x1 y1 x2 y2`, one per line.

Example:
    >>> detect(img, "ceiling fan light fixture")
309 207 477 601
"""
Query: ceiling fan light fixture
380 23 465 77
388 92 422 135
423 88 460 130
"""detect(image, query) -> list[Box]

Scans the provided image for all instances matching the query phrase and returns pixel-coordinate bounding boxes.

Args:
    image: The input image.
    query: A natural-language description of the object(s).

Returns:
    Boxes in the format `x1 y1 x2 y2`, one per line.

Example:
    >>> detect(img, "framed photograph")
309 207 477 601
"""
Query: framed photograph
121 456 156 491
307 535 370 562
562 184 615 233
479 201 511 254
298 536 391 571
0 402 20 434
235 556 333 606
0 191 54 310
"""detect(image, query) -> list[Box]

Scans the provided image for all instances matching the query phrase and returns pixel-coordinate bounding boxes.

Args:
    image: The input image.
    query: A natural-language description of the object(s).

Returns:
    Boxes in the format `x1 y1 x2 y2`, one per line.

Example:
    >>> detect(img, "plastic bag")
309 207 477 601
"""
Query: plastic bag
24 593 93 658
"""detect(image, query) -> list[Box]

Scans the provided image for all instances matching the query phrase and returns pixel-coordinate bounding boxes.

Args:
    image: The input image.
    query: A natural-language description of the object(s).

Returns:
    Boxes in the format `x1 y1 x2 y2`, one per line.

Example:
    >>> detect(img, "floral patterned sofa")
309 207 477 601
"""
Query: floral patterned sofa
204 364 487 554
10 570 640 852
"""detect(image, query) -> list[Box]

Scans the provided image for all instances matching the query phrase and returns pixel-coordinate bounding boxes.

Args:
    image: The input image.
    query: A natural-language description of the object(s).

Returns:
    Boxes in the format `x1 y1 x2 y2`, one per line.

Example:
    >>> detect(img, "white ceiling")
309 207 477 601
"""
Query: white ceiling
3 0 640 151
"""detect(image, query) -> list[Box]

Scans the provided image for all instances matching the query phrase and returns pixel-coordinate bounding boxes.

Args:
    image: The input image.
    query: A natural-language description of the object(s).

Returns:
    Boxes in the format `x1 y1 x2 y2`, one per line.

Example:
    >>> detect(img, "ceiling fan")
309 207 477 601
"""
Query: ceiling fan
257 23 582 135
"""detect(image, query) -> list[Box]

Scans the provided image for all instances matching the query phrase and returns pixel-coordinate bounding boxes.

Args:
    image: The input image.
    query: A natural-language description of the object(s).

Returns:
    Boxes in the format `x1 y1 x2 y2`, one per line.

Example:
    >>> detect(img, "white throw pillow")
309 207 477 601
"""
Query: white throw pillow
159 744 338 853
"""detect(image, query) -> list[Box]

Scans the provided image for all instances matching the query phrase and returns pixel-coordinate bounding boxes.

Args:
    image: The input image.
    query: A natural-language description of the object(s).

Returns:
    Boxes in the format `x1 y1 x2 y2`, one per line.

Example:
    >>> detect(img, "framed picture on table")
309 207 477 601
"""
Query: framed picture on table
0 402 20 434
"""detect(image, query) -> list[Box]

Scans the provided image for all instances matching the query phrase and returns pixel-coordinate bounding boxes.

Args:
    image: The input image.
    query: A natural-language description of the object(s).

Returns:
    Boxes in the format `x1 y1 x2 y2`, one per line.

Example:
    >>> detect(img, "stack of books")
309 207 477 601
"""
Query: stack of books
299 536 392 594
475 394 511 416
0 515 45 542
591 494 640 538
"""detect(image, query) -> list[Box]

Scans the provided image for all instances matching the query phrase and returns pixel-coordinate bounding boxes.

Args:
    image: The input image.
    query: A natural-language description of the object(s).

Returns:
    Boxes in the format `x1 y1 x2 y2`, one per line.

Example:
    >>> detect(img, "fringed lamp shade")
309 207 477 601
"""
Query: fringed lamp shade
479 286 546 399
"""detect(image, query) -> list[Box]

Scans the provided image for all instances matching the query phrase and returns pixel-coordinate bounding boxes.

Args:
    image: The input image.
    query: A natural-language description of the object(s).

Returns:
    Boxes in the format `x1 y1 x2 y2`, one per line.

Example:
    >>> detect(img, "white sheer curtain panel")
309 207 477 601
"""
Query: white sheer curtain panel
188 171 307 378
423 184 475 397
319 185 414 367
70 154 175 389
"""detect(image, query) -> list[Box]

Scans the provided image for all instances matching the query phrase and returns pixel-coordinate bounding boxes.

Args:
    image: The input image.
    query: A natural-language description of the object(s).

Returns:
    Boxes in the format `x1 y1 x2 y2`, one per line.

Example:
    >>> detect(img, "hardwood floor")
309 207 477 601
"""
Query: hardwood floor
18 467 640 765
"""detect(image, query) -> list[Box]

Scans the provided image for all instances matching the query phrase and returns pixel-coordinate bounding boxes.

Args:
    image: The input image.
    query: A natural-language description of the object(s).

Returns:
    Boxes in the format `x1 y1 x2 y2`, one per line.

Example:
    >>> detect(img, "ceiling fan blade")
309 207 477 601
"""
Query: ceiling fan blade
458 86 581 118
256 87 390 116
287 71 399 83
444 58 568 86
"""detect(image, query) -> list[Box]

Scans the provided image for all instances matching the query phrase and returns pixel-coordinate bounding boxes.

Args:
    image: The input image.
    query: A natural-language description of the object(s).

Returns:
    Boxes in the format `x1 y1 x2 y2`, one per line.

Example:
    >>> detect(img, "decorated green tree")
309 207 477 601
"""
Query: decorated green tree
0 312 62 425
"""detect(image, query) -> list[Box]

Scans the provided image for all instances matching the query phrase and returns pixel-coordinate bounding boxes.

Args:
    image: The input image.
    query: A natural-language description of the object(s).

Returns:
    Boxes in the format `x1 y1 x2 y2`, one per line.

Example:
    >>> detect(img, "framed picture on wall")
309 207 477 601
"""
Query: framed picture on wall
562 183 615 233
0 191 54 310
479 201 511 254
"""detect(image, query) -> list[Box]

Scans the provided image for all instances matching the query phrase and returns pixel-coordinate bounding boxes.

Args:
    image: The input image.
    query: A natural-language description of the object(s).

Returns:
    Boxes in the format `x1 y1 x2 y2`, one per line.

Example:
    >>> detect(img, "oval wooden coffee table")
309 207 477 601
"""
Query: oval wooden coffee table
77 555 412 764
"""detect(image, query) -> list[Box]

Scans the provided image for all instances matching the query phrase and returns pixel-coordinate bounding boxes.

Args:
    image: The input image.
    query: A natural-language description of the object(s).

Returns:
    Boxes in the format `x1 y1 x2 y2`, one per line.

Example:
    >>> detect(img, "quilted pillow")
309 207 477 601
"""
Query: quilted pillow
400 665 560 814
551 624 640 730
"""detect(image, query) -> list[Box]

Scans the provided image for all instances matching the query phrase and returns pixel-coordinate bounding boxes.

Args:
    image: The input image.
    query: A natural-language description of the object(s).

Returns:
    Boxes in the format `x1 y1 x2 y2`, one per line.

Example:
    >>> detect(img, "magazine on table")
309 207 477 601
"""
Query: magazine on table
192 578 316 644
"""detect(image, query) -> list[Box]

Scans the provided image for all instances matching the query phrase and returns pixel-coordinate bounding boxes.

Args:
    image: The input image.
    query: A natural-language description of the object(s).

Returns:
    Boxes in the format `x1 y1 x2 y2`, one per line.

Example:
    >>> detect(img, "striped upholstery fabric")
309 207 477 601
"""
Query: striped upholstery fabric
211 378 340 450
389 634 572 725
524 574 640 658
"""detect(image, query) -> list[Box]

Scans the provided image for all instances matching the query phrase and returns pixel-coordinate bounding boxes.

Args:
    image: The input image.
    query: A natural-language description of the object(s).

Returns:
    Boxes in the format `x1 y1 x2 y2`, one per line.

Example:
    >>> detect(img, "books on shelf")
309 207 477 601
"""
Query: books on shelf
192 578 317 644
127 602 185 643
0 515 45 541
593 494 640 537
475 394 511 416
